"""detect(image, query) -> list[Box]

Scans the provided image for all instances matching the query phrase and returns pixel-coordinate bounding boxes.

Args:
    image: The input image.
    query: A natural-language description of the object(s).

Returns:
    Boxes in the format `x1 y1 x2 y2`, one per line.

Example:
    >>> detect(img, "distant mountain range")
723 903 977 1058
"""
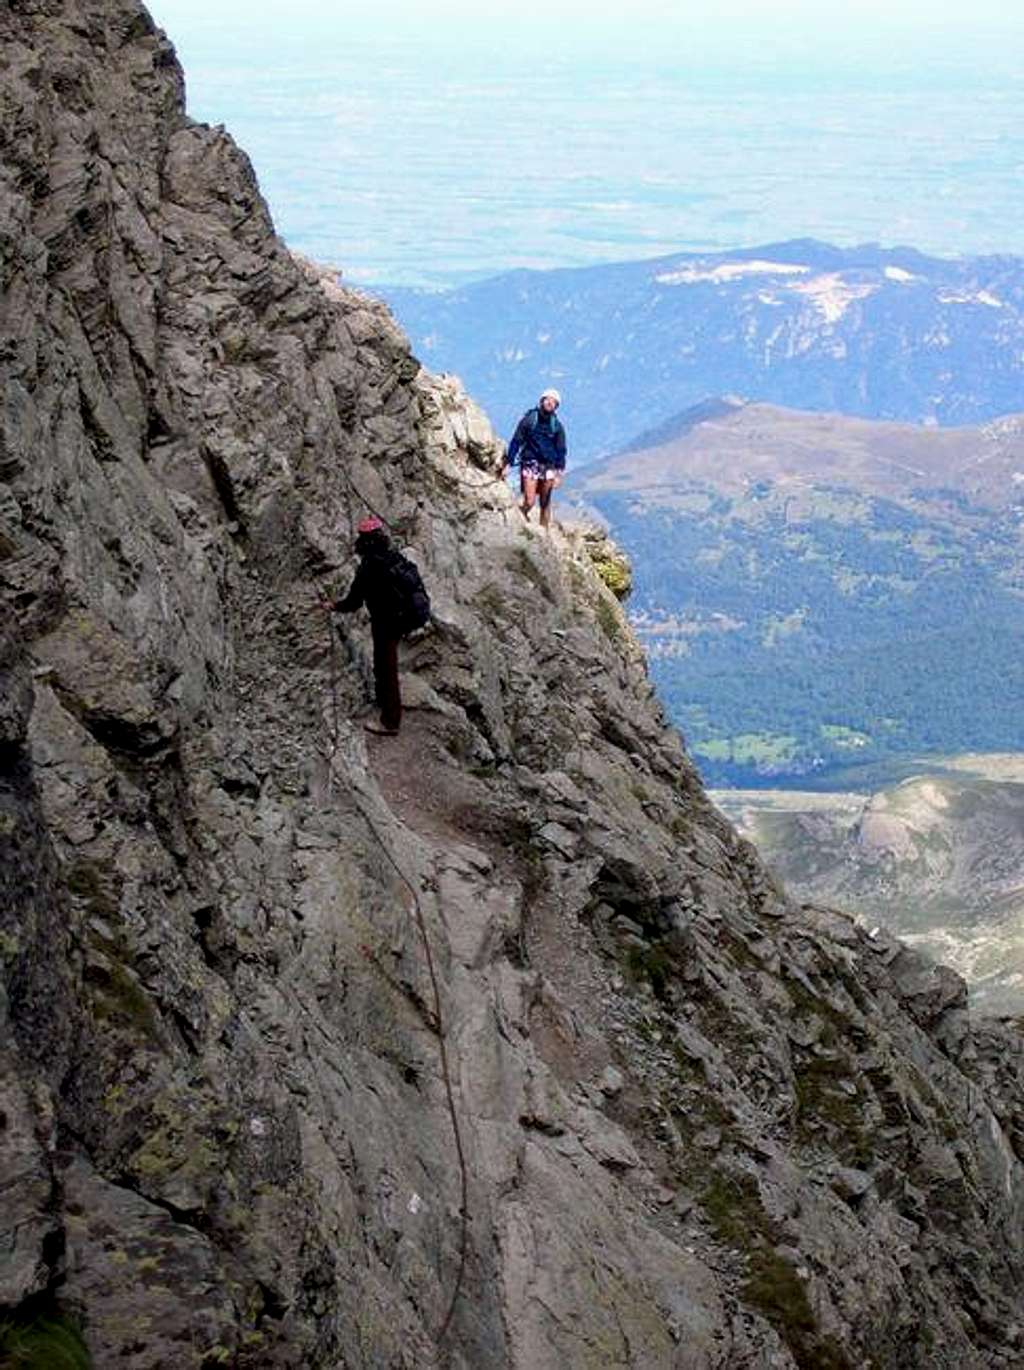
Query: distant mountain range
378 240 1024 460
569 399 1024 786
715 758 1024 1014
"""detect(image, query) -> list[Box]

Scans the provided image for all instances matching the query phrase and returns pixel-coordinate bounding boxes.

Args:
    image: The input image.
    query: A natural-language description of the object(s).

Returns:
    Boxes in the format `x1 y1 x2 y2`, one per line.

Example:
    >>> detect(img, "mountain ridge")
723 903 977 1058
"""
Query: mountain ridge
578 396 1024 506
378 239 1024 460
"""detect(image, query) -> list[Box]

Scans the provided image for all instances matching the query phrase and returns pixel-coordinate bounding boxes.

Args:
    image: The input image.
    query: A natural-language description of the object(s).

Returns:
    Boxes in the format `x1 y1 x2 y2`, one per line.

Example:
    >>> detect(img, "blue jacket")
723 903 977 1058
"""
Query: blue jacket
507 407 567 471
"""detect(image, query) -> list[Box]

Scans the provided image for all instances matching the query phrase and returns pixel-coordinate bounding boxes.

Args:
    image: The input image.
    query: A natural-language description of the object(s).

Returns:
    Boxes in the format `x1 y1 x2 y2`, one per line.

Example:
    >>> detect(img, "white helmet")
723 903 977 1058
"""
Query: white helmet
540 388 561 406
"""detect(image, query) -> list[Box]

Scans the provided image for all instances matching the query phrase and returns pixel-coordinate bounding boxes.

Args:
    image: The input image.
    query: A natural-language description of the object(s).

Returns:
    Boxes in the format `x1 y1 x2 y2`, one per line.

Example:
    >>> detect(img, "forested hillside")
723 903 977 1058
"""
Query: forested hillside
573 404 1024 786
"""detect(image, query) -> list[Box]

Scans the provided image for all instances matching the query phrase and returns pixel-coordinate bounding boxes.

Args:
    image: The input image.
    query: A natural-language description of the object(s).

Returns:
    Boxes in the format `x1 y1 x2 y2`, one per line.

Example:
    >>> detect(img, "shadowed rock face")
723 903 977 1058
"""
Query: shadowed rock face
2 3 1024 1367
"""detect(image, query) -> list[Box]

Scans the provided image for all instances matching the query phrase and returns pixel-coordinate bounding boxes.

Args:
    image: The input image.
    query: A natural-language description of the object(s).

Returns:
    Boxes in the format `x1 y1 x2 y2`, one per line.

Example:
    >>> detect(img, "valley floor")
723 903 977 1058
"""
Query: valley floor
713 754 1024 1015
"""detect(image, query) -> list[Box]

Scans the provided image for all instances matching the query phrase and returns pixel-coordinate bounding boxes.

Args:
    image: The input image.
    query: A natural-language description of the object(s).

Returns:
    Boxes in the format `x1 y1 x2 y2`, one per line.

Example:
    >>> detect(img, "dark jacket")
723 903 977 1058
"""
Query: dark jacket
507 407 567 471
334 541 406 634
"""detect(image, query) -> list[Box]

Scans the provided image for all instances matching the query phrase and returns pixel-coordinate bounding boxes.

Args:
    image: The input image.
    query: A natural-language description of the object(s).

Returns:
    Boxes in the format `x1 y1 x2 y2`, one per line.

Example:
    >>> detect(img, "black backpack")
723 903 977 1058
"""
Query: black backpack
386 553 431 636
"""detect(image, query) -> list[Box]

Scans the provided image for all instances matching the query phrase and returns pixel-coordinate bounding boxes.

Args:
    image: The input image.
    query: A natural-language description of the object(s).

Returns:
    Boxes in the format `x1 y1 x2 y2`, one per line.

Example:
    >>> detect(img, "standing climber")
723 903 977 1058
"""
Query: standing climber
505 388 567 528
333 517 429 737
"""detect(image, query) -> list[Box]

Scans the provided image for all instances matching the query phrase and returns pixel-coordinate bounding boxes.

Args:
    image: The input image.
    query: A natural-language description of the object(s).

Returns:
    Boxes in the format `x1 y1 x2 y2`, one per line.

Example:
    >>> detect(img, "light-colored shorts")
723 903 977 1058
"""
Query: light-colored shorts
521 462 560 482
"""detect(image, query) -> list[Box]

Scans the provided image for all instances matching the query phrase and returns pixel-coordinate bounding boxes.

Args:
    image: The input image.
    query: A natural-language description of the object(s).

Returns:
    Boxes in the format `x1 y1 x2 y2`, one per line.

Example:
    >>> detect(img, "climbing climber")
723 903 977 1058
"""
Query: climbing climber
332 517 430 737
504 387 567 528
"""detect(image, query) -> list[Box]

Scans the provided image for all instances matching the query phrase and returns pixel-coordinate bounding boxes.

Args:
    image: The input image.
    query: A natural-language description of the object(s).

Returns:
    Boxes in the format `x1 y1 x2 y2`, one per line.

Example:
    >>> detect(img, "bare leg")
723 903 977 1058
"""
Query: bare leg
538 478 555 528
520 472 538 520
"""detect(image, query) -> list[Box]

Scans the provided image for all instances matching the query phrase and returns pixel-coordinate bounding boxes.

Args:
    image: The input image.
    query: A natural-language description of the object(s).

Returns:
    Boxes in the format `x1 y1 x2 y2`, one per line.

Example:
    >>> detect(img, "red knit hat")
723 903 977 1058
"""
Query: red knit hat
357 516 384 534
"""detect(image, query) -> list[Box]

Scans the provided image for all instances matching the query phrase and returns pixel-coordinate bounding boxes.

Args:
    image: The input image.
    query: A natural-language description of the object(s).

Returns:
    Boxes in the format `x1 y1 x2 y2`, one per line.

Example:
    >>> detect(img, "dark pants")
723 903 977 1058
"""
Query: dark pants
371 621 402 732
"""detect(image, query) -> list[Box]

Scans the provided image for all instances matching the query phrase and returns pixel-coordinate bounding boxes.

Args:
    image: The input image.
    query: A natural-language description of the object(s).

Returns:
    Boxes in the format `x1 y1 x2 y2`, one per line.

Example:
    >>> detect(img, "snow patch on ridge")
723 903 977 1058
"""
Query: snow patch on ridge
655 260 810 286
655 261 889 324
938 289 1004 308
788 273 877 324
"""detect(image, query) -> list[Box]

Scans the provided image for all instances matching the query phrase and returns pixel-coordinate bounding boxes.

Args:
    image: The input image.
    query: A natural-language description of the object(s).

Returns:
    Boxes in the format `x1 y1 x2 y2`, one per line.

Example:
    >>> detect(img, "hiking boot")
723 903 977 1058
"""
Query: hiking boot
364 722 400 736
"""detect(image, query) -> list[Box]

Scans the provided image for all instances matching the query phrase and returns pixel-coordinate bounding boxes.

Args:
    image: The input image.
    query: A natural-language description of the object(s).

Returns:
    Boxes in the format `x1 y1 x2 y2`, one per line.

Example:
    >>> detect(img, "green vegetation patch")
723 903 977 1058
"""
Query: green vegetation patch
624 943 675 1001
785 979 874 1166
68 861 121 920
697 1170 854 1370
587 549 633 599
472 583 507 625
793 1056 868 1158
595 596 623 645
819 724 870 750
695 733 798 765
585 486 1024 786
507 547 555 603
85 955 162 1045
0 1312 92 1369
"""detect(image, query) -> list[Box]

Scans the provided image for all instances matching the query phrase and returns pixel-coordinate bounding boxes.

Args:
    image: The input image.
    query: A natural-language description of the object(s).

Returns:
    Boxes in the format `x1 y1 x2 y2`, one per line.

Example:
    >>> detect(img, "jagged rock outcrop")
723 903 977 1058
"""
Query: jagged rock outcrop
2 3 1024 1367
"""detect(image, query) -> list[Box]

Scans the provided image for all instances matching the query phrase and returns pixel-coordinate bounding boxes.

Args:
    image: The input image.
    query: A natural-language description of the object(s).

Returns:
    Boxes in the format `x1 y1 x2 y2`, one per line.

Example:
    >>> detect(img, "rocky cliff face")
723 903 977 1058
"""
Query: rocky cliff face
2 4 1024 1367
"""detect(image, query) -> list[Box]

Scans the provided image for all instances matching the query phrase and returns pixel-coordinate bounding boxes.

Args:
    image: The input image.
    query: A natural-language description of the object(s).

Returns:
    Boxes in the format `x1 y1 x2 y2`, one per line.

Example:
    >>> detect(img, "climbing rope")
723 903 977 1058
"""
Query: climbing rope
318 450 485 1344
321 596 342 792
337 444 507 530
337 752 470 1347
438 465 507 492
337 462 390 530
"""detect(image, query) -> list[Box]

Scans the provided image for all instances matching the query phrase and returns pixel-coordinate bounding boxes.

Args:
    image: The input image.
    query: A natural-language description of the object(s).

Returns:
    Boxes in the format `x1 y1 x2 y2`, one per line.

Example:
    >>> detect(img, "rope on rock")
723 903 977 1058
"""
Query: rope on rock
316 449 498 1344
322 599 342 793
438 466 507 492
337 461 391 531
338 448 506 531
344 765 471 1349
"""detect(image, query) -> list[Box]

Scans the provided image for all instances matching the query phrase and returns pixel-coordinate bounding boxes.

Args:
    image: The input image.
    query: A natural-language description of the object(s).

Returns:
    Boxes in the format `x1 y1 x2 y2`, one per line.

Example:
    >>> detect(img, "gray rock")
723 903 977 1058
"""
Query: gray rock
830 1167 874 1203
537 821 580 859
599 1065 625 1097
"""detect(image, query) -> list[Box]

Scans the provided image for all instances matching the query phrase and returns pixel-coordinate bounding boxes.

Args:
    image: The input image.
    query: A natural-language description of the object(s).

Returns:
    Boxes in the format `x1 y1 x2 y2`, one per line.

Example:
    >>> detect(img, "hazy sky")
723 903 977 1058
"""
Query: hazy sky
147 1 1024 103
145 0 1024 284
149 0 1024 43
150 0 1019 24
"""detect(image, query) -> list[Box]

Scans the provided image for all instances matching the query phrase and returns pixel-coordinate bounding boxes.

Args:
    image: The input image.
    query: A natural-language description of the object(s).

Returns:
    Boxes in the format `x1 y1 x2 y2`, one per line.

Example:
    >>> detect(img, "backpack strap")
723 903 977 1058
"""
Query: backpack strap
529 407 560 435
